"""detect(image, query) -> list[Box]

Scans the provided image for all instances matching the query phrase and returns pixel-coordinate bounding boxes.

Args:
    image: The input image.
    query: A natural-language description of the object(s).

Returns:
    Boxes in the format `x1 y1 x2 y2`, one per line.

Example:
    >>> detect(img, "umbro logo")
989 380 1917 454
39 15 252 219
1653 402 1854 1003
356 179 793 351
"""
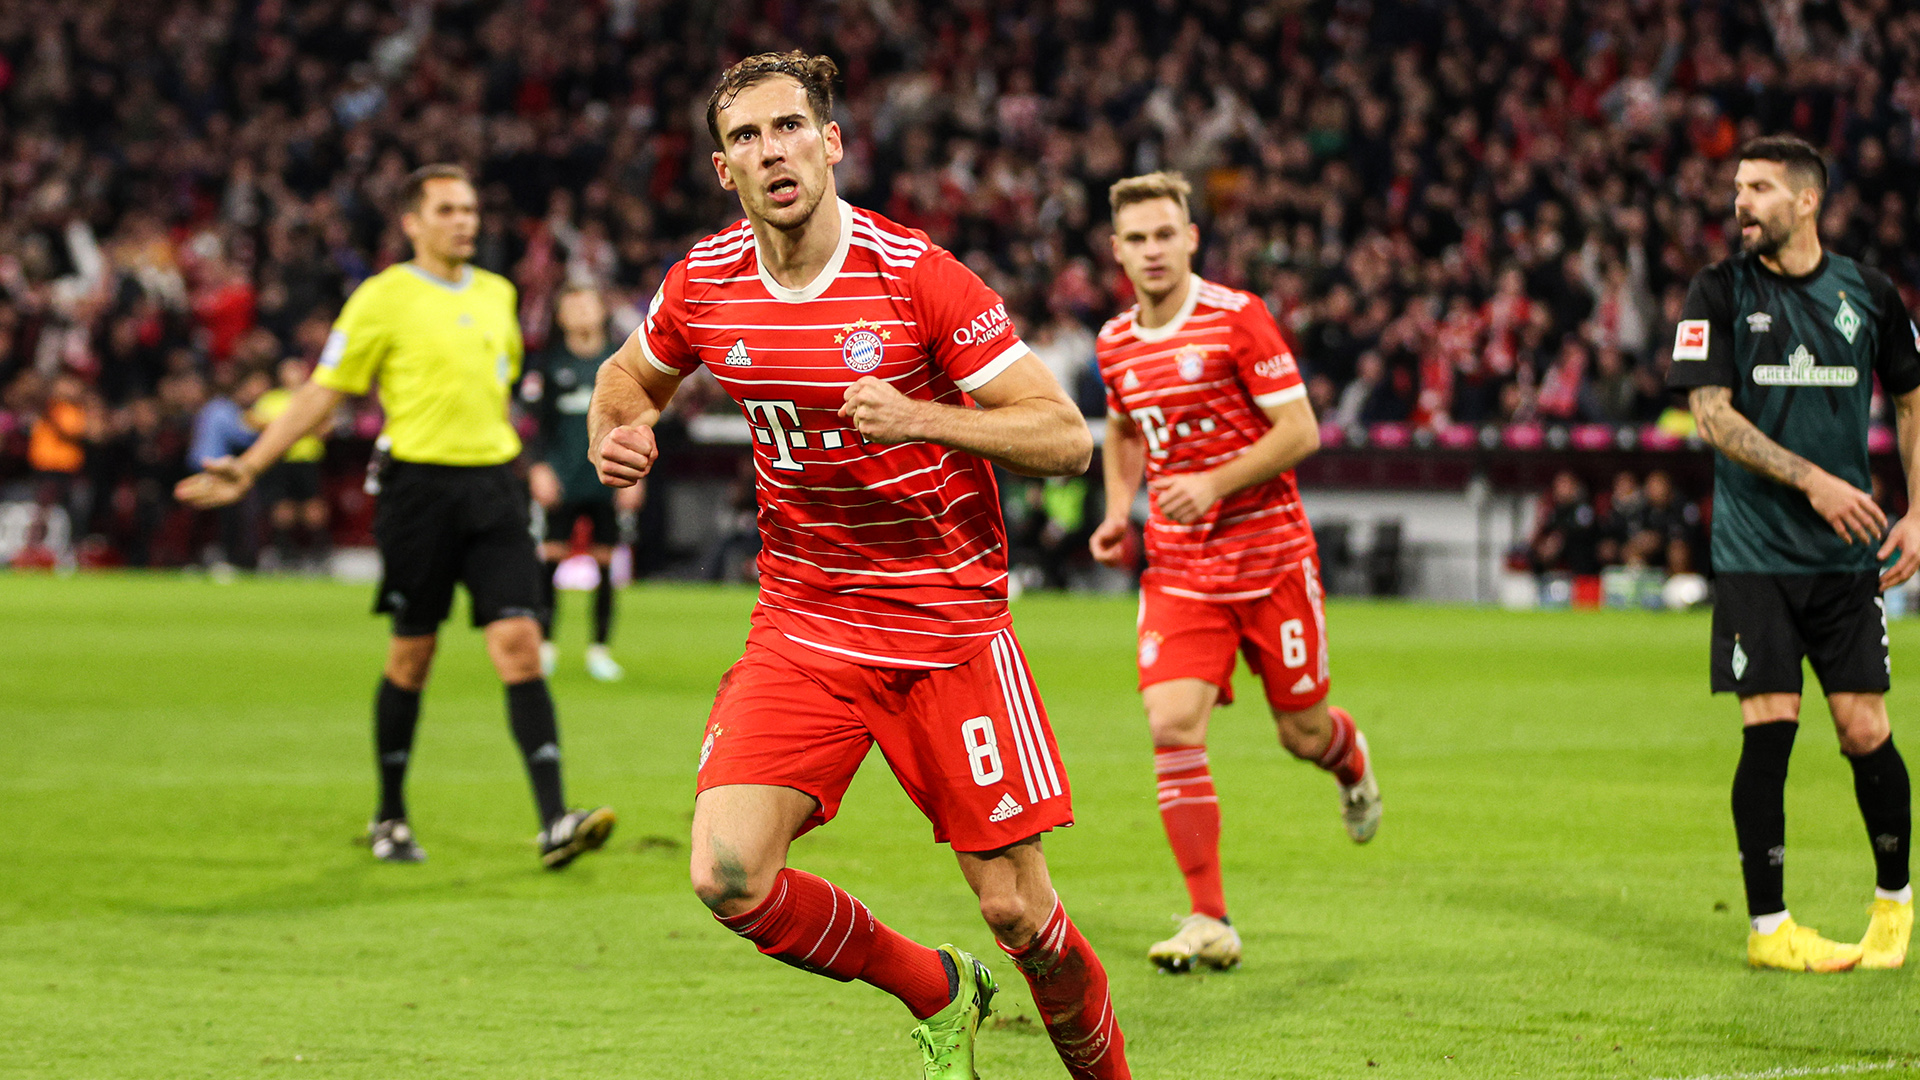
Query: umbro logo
1290 674 1316 694
724 339 751 366
988 793 1025 822
1746 312 1772 333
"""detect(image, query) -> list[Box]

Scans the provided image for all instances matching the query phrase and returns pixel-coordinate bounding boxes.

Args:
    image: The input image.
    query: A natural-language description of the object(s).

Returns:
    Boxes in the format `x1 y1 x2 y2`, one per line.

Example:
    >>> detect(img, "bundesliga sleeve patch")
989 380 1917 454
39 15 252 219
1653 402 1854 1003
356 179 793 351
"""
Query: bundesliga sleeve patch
1673 319 1710 360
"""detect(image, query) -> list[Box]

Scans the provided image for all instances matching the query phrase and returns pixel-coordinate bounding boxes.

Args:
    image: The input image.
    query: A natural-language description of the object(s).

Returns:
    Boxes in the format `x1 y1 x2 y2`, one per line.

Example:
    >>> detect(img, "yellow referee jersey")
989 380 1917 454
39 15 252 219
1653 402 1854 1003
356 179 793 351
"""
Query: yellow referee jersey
313 263 524 466
250 388 325 462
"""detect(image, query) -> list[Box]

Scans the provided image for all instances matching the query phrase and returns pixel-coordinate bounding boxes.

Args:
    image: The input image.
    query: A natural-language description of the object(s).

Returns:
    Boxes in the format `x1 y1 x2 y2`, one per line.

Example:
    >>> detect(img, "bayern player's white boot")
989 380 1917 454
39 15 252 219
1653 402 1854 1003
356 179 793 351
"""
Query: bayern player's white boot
1148 914 1242 973
1340 732 1381 843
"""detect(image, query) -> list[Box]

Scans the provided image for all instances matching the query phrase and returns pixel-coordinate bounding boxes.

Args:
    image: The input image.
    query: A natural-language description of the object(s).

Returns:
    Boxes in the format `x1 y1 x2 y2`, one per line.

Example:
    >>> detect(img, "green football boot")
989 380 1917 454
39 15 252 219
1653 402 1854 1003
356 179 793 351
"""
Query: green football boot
909 944 997 1079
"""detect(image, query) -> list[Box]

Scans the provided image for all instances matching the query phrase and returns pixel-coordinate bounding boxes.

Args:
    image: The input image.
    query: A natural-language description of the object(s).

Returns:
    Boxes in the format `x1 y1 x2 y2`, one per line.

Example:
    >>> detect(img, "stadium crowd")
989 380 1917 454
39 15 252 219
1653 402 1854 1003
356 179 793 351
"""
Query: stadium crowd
3 0 1920 566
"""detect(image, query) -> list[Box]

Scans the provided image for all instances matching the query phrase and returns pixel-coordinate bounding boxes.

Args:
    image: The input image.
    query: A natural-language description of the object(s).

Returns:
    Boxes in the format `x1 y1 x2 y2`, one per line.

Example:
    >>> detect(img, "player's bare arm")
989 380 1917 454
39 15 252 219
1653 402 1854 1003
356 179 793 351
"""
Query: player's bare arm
587 333 683 487
839 352 1092 477
175 380 346 508
1690 384 1885 544
1090 412 1146 567
1151 397 1320 525
1879 386 1920 588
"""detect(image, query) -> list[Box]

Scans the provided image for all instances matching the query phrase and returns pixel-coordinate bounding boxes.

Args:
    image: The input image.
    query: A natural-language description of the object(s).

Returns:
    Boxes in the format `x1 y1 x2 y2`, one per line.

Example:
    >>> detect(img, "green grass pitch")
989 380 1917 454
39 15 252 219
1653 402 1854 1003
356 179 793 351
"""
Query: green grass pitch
2 574 1916 1079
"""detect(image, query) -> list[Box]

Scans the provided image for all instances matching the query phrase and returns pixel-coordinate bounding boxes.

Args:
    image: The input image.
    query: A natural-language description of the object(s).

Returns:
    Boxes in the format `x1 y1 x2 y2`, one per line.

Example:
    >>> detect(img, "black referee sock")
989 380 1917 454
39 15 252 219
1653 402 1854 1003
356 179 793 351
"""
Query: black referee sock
539 561 561 639
592 571 615 646
375 678 422 823
1732 720 1798 918
1848 735 1912 893
506 678 566 826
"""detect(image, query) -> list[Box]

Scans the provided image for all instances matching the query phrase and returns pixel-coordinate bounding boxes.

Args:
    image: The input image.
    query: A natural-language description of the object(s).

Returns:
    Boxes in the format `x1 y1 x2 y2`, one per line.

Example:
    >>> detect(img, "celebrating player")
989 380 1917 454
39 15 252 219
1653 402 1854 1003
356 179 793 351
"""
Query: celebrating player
589 53 1129 1080
1089 172 1380 973
1668 136 1915 972
178 165 615 870
524 284 641 683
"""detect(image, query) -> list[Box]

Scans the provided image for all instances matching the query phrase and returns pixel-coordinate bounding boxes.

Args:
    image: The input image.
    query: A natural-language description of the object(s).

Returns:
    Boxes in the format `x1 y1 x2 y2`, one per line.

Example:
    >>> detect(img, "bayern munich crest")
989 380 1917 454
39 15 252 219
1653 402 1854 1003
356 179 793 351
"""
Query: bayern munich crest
837 318 890 373
1175 346 1205 382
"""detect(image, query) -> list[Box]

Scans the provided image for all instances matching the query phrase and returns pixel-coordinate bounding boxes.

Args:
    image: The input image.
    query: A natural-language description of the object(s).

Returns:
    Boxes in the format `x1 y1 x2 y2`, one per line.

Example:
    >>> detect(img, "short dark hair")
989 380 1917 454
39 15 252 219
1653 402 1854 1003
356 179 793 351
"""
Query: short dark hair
705 51 838 150
399 163 472 216
1738 136 1828 195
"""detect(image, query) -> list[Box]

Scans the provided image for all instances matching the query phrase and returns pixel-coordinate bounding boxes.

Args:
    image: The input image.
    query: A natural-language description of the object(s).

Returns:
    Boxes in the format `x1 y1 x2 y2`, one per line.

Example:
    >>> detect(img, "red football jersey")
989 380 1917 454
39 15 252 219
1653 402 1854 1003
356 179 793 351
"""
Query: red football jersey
1098 277 1316 600
641 201 1029 667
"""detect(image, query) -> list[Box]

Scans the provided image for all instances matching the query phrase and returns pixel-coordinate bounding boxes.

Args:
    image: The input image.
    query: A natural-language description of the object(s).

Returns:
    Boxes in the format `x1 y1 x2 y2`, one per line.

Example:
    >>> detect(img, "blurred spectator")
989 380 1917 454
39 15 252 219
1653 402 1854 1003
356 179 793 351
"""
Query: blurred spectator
1597 471 1646 567
1531 470 1601 577
251 359 333 573
1626 470 1702 574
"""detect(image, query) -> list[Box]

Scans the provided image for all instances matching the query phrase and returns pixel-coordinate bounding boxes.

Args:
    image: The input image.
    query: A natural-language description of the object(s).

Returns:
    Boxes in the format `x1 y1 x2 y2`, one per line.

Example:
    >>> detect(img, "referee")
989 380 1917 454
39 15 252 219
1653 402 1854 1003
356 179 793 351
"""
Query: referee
1669 136 1915 971
178 164 615 870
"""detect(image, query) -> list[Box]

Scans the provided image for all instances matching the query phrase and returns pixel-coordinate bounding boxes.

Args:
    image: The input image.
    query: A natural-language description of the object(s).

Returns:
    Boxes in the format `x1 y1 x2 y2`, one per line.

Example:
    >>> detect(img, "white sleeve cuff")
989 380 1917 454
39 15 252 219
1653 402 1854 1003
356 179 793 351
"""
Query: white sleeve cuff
1252 384 1308 408
636 329 684 376
954 341 1029 393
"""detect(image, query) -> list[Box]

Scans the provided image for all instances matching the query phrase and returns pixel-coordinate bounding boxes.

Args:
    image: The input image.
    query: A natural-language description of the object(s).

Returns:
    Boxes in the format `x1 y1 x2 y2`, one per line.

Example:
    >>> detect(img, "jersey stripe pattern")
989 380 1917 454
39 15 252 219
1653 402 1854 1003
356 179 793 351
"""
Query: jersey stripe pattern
642 200 1028 667
1098 277 1314 600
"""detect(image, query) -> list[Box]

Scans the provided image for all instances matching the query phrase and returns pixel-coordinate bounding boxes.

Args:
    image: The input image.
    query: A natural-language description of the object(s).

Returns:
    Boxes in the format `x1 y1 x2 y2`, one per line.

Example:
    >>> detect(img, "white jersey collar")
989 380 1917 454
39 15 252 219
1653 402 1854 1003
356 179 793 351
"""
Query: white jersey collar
1130 275 1204 343
756 199 853 304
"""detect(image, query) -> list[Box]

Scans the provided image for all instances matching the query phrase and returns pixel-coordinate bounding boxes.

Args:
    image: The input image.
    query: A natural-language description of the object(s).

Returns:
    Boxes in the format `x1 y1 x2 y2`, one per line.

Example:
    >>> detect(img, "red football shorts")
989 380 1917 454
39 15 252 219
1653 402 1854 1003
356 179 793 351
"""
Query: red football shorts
696 621 1073 852
1136 557 1331 712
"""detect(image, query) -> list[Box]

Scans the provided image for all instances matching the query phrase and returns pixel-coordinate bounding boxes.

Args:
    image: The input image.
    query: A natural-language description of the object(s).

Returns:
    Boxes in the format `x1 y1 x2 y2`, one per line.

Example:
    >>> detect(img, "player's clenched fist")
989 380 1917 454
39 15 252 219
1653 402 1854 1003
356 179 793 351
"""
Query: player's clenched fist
1088 516 1131 568
839 376 924 444
593 424 658 487
1149 472 1221 524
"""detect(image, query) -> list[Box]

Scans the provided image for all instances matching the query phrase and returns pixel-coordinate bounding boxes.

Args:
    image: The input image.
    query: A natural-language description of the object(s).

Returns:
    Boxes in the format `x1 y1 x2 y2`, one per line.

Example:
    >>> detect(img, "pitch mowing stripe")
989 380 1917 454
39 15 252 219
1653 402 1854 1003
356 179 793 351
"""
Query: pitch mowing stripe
1655 1060 1918 1080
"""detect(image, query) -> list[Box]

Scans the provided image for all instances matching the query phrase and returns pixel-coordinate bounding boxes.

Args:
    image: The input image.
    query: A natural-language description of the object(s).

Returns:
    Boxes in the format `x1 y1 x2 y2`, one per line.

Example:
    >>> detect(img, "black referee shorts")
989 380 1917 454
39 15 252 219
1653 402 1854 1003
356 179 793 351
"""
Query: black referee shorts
258 461 323 504
372 462 545 637
542 498 619 546
1710 571 1890 696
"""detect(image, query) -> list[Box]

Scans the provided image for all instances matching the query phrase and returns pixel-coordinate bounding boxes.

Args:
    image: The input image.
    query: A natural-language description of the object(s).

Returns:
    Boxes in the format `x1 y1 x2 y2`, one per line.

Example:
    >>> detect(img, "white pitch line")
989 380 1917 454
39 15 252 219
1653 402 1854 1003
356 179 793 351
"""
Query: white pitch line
1654 1061 1917 1080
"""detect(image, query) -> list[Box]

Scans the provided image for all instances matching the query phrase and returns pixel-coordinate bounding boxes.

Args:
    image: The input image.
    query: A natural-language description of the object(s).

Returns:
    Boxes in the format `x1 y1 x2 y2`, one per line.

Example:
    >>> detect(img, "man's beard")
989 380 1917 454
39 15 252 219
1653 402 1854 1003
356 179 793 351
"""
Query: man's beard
1739 213 1789 257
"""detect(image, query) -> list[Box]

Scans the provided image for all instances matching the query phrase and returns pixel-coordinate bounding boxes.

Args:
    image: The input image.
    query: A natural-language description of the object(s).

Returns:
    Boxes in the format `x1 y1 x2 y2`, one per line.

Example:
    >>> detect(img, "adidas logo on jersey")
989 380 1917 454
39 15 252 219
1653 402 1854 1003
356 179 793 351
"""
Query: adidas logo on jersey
1122 370 1140 389
724 338 751 366
1290 674 1316 695
988 793 1025 822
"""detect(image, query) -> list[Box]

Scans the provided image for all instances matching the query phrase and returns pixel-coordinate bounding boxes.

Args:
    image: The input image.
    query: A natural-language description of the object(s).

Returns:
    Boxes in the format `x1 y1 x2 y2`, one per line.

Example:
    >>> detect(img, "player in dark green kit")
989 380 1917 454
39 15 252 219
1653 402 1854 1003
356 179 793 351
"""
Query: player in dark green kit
1669 136 1917 971
525 284 641 682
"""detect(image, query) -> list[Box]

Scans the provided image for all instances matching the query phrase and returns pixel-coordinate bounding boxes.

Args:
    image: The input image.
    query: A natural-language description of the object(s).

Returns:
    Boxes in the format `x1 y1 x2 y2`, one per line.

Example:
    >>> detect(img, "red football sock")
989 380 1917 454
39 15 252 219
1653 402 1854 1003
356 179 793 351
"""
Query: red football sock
998 896 1130 1079
1153 745 1226 920
1315 706 1367 786
716 868 953 1019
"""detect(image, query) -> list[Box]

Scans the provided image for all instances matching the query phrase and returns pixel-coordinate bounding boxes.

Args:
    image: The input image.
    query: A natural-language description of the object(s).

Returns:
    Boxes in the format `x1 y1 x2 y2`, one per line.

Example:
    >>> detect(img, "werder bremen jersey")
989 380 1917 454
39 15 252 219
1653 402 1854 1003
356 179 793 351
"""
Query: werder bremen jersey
522 341 617 503
1668 251 1920 573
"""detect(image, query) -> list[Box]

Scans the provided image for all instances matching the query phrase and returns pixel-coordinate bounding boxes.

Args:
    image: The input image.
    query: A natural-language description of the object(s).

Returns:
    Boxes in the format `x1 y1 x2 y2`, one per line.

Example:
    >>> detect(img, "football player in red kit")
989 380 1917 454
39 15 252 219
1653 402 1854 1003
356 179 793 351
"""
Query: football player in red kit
590 53 1128 1079
1090 171 1381 973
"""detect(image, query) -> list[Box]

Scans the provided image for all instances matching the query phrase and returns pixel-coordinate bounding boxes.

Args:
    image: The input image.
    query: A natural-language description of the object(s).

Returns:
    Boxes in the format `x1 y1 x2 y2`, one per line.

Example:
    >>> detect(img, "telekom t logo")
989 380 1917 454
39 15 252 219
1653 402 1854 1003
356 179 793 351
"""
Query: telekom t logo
742 398 851 472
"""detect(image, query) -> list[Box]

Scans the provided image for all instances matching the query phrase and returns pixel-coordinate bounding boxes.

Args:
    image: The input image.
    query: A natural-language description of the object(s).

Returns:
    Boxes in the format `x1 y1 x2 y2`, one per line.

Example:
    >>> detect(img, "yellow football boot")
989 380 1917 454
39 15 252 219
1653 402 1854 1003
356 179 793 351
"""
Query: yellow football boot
1747 917 1863 972
1859 898 1912 970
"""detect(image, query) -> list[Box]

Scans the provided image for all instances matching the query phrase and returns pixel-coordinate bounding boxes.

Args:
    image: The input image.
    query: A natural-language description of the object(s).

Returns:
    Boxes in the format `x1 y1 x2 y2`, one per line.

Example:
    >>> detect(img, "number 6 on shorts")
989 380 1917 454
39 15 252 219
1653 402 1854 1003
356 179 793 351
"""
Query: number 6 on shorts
961 715 1004 786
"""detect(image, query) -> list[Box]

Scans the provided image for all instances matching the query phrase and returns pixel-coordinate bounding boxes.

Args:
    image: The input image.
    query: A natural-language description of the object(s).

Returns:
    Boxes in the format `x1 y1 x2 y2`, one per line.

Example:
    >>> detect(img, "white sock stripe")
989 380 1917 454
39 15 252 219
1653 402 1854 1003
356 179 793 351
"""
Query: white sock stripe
989 635 1043 804
1155 776 1214 789
1002 632 1063 798
729 876 789 936
802 882 843 962
1157 796 1220 808
818 897 866 972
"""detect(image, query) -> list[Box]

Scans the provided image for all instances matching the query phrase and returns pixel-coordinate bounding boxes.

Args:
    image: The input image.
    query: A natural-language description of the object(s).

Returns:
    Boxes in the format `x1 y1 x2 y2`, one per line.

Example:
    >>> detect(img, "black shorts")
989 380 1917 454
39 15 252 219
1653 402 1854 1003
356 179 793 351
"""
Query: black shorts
258 461 323 504
542 498 618 546
1711 571 1890 696
372 462 545 636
